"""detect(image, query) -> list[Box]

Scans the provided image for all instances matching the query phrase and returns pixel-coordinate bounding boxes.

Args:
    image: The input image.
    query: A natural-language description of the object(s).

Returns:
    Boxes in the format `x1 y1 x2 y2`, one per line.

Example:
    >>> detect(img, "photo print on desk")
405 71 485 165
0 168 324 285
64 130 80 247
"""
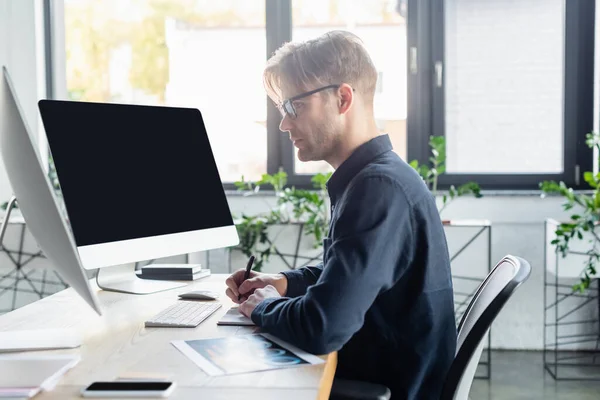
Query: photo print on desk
171 333 323 376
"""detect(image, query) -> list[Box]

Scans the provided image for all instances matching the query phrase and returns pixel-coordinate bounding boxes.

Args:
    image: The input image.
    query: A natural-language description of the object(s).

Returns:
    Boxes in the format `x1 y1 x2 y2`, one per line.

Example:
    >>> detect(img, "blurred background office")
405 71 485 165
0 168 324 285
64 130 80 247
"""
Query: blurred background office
1 1 600 398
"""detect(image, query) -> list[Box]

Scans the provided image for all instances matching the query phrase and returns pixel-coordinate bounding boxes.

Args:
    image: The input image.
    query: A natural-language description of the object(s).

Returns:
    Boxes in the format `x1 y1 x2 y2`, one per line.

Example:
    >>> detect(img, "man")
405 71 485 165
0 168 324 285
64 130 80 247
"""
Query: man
225 31 456 399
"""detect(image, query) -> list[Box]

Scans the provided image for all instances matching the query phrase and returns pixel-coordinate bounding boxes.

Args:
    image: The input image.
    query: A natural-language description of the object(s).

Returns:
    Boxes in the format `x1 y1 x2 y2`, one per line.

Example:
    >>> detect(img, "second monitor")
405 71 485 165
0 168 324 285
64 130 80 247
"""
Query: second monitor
38 100 239 294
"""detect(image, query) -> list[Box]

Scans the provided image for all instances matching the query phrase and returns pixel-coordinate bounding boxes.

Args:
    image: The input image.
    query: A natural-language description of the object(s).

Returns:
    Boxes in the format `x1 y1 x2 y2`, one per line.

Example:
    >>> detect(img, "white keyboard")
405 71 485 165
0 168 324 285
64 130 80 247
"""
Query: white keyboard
145 301 222 328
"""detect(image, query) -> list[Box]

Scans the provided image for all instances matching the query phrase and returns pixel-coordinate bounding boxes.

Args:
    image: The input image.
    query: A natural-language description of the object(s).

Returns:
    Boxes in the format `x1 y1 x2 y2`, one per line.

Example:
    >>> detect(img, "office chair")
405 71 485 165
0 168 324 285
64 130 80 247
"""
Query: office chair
329 255 531 400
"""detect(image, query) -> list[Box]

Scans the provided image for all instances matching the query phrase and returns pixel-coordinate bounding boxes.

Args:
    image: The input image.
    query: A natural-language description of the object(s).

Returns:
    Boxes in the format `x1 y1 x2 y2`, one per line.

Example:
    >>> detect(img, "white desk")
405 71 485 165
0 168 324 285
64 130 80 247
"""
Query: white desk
0 274 336 399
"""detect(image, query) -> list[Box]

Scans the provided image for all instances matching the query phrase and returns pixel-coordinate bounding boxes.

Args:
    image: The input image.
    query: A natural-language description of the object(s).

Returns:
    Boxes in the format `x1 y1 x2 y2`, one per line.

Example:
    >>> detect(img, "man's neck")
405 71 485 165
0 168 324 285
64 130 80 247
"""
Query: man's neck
327 121 380 170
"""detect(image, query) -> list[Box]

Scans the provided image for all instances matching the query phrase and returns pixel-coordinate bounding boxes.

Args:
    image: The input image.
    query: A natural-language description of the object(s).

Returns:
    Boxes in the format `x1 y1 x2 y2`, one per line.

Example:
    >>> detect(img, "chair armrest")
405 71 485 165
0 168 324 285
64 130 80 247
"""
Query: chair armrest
329 378 391 400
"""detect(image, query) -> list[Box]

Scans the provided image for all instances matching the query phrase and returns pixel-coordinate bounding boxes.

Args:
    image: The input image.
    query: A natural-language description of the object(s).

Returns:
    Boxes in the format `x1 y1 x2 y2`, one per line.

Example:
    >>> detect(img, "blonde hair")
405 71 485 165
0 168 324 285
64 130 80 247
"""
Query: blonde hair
263 30 378 104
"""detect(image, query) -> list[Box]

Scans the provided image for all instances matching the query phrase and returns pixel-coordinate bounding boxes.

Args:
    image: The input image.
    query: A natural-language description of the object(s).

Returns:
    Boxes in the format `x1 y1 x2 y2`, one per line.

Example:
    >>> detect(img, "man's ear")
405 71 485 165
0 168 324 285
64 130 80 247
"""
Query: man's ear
337 83 354 115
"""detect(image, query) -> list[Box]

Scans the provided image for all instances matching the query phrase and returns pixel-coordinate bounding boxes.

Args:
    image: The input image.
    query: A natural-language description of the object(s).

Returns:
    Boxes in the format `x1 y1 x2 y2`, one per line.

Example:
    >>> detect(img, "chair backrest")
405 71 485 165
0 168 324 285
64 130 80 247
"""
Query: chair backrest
440 255 531 400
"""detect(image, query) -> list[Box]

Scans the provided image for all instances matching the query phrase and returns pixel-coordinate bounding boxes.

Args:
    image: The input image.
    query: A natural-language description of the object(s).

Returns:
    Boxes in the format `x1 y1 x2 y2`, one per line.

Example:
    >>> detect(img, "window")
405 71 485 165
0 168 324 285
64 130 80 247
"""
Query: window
63 0 267 183
444 0 564 174
410 0 594 189
51 0 594 190
290 0 408 176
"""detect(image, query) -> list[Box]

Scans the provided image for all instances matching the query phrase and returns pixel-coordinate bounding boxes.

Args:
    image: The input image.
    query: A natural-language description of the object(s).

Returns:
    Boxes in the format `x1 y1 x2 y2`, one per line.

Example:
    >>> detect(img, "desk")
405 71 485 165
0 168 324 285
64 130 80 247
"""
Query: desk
0 274 336 399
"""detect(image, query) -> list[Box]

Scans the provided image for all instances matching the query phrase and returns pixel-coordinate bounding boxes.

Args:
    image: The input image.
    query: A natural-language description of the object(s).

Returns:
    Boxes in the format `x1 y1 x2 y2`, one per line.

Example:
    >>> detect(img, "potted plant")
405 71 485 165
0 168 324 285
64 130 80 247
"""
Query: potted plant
409 135 482 213
540 131 600 292
231 170 331 272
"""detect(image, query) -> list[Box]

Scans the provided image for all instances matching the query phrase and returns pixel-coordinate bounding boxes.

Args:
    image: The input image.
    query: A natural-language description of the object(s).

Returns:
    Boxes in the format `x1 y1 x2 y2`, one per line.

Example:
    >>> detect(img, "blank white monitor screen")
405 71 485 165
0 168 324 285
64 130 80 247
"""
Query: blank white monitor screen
38 100 238 269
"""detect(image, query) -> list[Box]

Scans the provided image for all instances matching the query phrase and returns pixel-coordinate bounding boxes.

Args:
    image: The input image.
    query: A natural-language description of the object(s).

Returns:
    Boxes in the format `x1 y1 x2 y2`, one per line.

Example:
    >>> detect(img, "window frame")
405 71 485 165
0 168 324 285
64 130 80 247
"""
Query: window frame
269 0 320 189
416 0 595 190
49 0 595 191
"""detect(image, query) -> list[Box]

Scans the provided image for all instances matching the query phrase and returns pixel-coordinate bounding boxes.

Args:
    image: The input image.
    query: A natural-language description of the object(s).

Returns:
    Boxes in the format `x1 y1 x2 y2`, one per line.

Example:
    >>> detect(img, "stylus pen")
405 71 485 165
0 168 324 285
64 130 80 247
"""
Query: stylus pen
238 255 256 301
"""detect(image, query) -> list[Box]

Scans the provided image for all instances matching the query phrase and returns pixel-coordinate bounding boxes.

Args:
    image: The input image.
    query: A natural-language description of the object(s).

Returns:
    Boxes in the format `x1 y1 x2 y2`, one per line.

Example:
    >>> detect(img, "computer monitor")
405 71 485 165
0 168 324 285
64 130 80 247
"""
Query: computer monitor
0 66 102 315
36 94 239 294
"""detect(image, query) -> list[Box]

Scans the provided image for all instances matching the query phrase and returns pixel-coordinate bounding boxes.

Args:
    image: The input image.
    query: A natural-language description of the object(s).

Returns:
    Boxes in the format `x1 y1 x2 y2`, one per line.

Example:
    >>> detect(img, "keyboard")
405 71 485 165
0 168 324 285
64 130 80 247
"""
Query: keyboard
145 301 222 328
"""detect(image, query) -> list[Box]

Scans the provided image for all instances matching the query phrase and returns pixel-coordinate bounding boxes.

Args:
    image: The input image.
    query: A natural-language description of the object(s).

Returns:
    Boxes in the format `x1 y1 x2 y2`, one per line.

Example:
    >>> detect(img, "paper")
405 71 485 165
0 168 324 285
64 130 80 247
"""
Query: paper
172 333 324 376
0 387 40 399
0 354 80 397
0 329 81 352
217 307 255 326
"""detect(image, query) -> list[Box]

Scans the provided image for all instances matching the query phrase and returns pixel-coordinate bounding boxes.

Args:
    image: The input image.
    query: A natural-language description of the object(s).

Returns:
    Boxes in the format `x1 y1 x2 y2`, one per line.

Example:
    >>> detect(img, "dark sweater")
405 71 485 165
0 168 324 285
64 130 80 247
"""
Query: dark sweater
251 134 457 399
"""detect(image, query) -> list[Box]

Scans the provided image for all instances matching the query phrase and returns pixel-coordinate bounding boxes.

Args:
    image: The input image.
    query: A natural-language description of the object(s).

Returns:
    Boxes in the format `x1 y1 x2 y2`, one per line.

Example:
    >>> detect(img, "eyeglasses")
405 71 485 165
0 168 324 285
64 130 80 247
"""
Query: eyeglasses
277 84 341 119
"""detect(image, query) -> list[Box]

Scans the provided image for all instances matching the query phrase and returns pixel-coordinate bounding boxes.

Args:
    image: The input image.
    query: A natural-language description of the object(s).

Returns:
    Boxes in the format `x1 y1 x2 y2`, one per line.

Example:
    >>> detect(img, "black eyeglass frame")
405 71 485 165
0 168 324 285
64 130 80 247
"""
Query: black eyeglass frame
278 84 342 119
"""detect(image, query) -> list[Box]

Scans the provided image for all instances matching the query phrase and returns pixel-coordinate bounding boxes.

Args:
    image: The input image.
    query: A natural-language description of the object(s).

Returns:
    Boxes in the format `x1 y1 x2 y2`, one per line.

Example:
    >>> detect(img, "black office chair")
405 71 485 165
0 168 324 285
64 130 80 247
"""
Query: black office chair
330 255 531 400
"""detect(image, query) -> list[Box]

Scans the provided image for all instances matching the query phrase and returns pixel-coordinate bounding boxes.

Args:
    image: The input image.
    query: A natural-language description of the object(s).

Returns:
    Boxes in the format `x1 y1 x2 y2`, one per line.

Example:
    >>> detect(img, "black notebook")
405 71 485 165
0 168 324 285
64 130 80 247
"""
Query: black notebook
140 263 203 275
135 269 210 281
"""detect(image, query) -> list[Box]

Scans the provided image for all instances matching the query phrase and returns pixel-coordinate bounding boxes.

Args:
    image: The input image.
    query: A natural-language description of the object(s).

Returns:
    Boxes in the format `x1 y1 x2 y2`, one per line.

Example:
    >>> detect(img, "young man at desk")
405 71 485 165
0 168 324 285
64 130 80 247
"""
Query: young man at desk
225 31 456 399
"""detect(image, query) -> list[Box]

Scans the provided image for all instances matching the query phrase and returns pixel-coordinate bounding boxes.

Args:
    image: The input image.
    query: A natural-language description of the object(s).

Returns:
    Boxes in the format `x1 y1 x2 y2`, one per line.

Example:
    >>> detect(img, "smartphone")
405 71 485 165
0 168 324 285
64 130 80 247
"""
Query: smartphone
80 381 175 398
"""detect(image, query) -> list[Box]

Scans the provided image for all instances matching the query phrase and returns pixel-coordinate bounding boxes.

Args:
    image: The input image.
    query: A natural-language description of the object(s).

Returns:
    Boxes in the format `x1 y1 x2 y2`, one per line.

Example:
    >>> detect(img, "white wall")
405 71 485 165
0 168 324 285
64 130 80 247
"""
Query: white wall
438 194 573 350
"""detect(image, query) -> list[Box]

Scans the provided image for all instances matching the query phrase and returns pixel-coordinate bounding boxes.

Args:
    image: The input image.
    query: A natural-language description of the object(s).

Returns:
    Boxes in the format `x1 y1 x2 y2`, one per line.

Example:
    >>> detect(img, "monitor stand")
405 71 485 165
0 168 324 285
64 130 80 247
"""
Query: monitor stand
95 264 187 295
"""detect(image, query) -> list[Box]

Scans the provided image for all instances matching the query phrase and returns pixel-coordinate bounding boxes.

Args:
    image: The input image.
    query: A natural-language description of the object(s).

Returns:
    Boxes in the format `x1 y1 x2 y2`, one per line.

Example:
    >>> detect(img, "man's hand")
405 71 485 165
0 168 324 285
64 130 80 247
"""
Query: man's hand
225 269 288 304
239 285 282 317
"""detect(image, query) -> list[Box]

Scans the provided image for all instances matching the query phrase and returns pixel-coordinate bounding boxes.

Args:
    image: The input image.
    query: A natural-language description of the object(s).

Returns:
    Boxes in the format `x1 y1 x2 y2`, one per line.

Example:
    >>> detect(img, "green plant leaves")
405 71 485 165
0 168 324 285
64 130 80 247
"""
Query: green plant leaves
234 214 272 271
583 171 598 188
541 131 600 293
233 171 333 271
408 135 482 213
311 173 329 191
